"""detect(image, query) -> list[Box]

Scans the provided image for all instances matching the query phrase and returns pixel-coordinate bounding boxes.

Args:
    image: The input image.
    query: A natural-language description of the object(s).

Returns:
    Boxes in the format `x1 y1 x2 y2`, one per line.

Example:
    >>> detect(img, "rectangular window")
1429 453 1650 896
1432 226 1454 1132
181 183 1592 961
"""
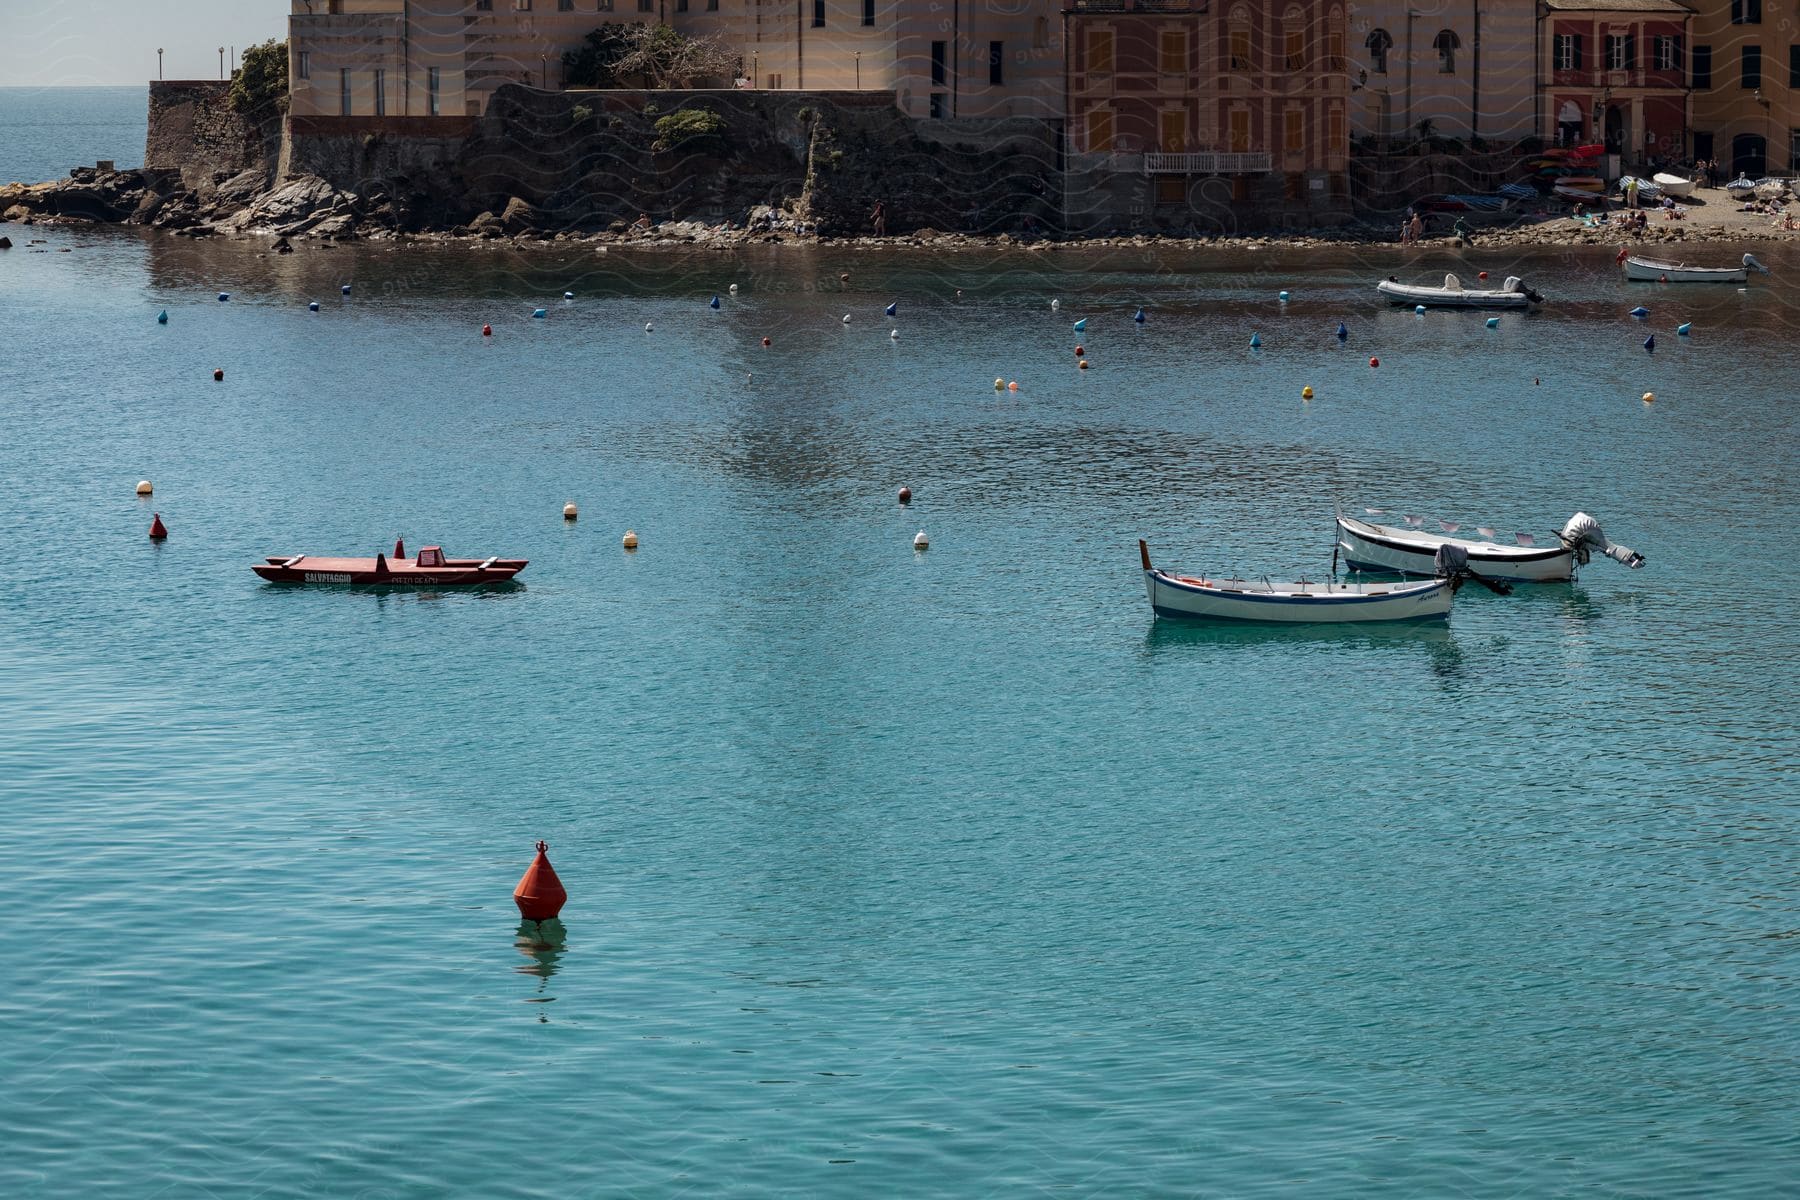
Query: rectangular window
1606 35 1633 71
1285 108 1303 153
373 68 385 116
1693 44 1711 88
812 0 824 28
1228 108 1249 152
708 0 719 10
863 0 875 27
1555 34 1576 71
297 51 310 80
340 68 351 116
1790 44 1800 87
677 0 688 11
1229 28 1251 72
930 40 946 88
1731 0 1761 24
1326 28 1343 71
929 92 945 119
1285 27 1305 72
559 0 574 9
638 0 653 12
1087 108 1114 152
428 66 441 116
1328 104 1345 148
1160 29 1184 74
476 0 491 9
1655 36 1682 72
988 41 1003 86
1088 30 1114 73
1744 44 1761 88
513 0 531 10
1159 108 1184 151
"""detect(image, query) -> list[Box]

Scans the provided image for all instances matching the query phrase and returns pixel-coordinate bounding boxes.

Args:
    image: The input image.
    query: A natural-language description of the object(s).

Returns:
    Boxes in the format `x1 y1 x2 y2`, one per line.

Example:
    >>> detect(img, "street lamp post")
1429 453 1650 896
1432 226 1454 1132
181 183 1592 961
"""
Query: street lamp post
157 48 164 80
218 47 226 80
854 51 861 89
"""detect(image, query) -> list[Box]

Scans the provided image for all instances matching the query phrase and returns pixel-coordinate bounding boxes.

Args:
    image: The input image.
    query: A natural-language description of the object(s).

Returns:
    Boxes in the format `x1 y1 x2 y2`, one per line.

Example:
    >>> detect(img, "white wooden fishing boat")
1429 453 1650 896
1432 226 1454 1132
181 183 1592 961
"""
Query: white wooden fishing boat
1753 178 1789 201
1336 512 1643 583
1377 273 1543 309
1622 252 1767 283
1652 172 1695 198
1726 175 1757 200
1140 542 1456 624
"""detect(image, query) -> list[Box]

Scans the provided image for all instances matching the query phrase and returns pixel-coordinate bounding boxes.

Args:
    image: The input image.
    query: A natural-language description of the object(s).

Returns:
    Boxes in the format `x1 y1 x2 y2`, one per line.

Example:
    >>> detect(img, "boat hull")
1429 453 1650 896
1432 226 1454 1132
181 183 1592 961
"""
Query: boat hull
1622 256 1747 283
1144 569 1454 624
1376 281 1534 310
1336 516 1572 583
252 554 527 585
1652 173 1695 198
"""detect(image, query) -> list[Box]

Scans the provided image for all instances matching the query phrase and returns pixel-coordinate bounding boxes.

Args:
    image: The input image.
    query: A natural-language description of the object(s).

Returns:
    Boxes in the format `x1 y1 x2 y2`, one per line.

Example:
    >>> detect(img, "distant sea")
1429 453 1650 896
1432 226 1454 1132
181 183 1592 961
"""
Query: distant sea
0 86 147 185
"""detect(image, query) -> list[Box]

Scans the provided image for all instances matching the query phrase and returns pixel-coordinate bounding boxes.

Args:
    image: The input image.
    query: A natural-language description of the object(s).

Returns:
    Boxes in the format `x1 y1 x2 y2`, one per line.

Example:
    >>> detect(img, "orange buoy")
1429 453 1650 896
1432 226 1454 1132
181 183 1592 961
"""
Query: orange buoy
898 486 912 504
482 324 492 337
213 368 224 381
513 840 568 921
1007 381 1019 392
394 536 406 559
149 513 167 540
761 337 771 347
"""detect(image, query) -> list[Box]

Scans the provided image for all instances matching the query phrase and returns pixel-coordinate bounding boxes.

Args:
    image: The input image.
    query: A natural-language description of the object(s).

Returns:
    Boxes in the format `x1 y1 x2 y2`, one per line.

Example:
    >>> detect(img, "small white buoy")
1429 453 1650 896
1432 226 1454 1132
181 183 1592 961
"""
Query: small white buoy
1415 305 1427 315
729 283 739 294
1279 290 1290 302
1642 392 1655 404
645 321 654 333
136 480 154 496
563 502 578 521
913 531 929 551
890 329 899 339
622 530 639 550
842 314 851 324
564 291 574 300
1050 299 1060 311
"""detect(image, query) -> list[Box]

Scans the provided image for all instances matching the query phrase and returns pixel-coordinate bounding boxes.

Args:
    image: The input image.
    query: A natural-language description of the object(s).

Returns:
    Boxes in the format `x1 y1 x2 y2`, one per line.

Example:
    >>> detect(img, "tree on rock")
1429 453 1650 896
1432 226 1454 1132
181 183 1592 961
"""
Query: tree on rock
563 24 736 89
231 39 290 119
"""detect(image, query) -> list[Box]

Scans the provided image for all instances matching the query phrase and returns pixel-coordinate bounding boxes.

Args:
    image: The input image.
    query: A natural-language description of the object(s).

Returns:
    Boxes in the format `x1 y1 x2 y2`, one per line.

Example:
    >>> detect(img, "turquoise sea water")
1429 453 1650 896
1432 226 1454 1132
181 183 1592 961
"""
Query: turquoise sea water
2 220 1798 1196
0 87 147 184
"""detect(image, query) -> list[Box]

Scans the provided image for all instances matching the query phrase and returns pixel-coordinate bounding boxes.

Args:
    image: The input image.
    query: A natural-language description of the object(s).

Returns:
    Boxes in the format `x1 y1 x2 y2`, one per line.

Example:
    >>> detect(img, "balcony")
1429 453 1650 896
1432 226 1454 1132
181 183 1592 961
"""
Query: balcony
1145 151 1272 174
1066 0 1209 12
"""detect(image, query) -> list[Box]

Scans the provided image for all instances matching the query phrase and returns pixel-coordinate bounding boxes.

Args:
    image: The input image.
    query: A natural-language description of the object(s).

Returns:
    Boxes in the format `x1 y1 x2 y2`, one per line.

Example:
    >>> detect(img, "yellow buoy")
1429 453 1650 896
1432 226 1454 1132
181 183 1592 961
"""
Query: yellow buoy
994 377 1005 391
135 480 154 496
1302 386 1314 400
1642 392 1655 403
563 502 578 521
622 530 639 550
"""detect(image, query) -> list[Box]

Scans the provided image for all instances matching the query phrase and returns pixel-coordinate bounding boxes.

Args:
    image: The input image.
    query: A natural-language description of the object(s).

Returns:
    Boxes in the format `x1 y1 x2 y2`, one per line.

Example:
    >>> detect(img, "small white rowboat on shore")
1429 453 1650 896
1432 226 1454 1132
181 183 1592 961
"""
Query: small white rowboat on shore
1622 252 1767 283
1652 173 1695 199
1139 541 1457 624
1336 513 1643 583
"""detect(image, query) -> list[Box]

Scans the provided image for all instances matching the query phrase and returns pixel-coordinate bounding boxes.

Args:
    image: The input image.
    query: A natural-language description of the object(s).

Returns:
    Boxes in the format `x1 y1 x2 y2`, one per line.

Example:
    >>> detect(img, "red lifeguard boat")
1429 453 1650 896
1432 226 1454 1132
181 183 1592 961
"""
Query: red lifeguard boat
252 545 527 585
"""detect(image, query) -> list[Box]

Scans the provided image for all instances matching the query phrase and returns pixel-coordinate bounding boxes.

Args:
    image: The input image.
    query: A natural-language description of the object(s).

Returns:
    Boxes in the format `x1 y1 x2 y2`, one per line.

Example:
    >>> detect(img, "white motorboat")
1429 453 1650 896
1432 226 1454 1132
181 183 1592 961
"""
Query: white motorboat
1139 542 1458 624
1622 252 1767 283
1652 172 1695 199
1377 273 1542 309
1727 175 1758 200
1336 512 1643 583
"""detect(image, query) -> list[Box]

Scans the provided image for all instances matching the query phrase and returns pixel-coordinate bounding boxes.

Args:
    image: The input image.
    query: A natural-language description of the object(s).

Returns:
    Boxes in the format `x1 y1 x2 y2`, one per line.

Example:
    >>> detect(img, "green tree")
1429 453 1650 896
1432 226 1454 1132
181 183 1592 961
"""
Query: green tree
652 108 726 154
230 38 289 118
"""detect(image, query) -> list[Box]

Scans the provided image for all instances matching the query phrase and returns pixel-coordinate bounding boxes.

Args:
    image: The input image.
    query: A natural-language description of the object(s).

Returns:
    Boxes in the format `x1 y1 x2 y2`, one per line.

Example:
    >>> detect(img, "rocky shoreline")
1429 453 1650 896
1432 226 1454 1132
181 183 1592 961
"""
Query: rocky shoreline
6 165 1797 254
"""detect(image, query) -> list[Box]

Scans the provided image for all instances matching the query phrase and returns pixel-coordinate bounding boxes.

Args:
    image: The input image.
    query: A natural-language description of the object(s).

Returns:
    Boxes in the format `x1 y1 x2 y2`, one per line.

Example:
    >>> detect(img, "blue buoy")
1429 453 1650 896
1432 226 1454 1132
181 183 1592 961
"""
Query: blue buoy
1073 318 1088 332
1677 322 1692 335
1630 306 1649 318
1415 305 1427 315
308 301 320 312
1133 308 1146 324
156 310 168 324
1279 291 1290 302
1644 334 1656 352
1485 316 1500 328
1249 332 1262 349
884 302 897 317
217 293 230 302
532 308 548 319
1335 322 1347 341
341 284 352 296
709 295 721 309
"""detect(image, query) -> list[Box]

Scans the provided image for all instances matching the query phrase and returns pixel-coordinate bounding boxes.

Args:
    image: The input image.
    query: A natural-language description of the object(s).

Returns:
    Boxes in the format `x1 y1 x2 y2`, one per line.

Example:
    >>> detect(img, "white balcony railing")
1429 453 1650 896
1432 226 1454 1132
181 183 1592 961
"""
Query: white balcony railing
1144 152 1273 174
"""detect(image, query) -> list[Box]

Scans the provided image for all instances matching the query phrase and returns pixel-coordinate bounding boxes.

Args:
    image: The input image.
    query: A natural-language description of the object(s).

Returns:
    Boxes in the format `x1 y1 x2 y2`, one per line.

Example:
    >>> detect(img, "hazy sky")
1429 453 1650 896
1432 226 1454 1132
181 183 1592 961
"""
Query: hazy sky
0 1 289 87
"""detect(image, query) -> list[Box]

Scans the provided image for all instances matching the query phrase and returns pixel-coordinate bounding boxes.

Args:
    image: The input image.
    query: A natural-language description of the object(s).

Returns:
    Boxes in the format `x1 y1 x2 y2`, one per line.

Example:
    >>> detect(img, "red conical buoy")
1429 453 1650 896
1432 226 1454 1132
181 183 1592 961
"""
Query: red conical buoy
482 324 492 337
213 368 224 382
898 486 912 505
149 513 167 540
513 840 567 921
394 536 406 560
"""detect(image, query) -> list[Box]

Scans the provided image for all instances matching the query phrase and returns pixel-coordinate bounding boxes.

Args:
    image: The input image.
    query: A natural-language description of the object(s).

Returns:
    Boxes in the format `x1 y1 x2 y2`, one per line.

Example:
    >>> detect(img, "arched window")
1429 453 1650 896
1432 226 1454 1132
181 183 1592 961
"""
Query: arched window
1282 6 1307 71
1228 7 1252 72
1434 29 1460 74
1365 28 1392 75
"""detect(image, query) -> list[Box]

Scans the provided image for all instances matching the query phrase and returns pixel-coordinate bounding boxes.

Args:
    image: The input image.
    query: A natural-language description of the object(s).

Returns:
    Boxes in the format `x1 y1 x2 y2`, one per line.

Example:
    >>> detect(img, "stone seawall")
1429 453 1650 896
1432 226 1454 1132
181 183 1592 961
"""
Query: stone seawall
146 81 279 191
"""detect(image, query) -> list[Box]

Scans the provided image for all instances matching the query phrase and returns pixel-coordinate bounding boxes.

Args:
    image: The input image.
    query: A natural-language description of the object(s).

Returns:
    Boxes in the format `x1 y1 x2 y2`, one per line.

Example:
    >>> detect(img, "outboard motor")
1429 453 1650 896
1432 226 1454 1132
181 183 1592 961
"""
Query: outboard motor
1558 512 1645 568
1503 275 1524 293
1435 542 1513 595
1744 253 1770 275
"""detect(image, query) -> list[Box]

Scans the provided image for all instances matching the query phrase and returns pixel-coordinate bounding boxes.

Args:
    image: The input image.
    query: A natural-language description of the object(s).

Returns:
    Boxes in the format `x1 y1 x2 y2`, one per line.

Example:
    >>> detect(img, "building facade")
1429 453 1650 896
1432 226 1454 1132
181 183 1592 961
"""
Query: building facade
1345 0 1536 143
288 1 1062 121
1687 0 1797 175
1538 0 1693 170
1062 0 1350 231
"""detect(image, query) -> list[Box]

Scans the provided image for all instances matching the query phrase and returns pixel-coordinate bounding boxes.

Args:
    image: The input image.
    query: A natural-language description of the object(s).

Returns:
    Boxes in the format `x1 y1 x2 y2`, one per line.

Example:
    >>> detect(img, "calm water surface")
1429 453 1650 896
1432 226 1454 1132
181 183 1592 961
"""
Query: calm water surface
0 87 146 184
1 221 1797 1197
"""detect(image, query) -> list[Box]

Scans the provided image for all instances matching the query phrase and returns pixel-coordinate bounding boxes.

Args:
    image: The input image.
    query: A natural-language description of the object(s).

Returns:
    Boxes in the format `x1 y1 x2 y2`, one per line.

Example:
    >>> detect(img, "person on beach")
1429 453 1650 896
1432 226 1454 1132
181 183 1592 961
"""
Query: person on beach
629 213 652 235
1409 212 1424 243
869 200 887 237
